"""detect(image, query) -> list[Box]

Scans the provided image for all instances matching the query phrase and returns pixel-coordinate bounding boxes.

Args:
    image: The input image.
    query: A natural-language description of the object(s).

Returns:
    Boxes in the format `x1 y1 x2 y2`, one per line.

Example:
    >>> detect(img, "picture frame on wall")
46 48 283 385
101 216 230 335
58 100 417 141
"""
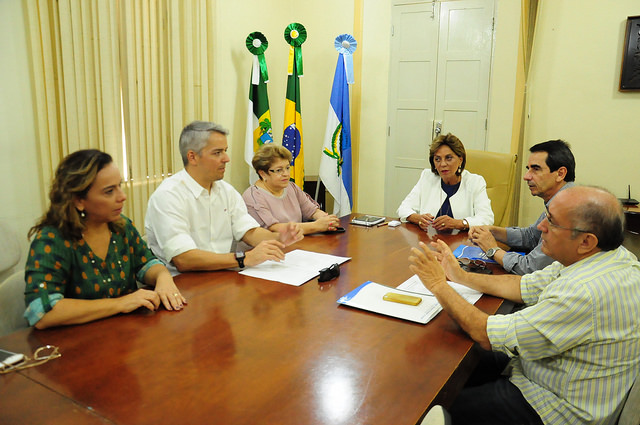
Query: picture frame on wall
620 15 640 91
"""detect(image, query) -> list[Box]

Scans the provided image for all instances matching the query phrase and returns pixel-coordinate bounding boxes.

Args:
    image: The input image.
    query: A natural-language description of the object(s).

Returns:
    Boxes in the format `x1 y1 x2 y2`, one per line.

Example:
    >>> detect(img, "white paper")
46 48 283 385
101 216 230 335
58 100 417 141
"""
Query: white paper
337 281 442 324
239 249 350 286
397 274 483 305
336 275 483 324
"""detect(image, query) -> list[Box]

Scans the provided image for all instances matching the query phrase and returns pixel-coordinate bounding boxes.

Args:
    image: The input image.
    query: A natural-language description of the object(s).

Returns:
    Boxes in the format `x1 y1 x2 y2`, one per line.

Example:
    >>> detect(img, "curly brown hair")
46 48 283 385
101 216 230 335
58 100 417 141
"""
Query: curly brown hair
28 149 124 240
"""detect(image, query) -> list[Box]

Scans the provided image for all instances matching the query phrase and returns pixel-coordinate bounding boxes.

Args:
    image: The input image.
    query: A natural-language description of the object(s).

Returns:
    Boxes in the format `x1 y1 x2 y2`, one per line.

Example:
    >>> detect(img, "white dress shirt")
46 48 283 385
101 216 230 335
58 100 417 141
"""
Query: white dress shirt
145 169 259 274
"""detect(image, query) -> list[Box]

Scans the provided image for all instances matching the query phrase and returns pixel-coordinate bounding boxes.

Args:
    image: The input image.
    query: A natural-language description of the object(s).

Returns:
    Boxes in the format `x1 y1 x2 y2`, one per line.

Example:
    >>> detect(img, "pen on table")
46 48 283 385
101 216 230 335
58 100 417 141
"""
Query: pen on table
377 222 389 227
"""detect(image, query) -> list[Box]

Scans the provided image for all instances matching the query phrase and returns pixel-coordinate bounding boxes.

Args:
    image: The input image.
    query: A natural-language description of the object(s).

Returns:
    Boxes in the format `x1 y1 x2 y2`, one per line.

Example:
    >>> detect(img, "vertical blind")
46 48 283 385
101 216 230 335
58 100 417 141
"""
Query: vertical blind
24 0 216 230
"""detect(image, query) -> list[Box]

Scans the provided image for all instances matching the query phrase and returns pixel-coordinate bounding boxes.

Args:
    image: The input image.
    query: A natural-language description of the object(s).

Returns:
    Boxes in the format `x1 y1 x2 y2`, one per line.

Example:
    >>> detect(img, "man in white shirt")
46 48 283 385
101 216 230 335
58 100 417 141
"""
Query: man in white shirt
145 121 302 275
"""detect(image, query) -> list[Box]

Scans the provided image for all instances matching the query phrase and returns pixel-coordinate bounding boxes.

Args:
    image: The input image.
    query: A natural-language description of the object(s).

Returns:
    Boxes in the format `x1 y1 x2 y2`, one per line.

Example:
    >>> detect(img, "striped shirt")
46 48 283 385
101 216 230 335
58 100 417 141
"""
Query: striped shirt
487 246 640 424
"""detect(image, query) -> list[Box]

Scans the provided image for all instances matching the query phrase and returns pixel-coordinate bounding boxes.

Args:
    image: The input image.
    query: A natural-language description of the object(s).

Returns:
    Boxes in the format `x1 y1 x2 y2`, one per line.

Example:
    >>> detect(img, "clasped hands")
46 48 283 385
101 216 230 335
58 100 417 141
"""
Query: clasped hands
414 213 457 231
315 214 341 232
467 226 497 252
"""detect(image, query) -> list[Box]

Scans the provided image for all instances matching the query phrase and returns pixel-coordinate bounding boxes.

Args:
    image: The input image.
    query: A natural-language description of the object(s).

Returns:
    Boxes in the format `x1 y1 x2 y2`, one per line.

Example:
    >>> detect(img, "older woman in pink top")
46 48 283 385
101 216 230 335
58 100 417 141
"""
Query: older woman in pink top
243 144 340 235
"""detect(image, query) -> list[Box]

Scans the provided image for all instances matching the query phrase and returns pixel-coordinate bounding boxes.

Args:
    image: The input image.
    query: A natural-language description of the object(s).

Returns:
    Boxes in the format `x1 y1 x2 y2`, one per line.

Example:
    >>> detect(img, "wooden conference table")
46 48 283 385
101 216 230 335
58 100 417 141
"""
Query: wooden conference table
0 215 508 425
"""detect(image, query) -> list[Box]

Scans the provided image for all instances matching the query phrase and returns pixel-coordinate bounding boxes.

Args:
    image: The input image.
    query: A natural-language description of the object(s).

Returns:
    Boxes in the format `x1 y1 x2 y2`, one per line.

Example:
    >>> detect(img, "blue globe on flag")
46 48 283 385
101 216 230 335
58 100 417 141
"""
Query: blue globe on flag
282 124 301 160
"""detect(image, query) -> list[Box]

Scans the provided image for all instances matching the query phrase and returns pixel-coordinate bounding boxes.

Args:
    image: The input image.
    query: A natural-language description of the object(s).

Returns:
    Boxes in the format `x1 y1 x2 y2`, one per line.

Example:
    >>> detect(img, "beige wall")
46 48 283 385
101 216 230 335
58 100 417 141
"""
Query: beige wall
520 0 640 226
354 0 392 214
488 0 521 154
214 0 355 192
0 0 43 268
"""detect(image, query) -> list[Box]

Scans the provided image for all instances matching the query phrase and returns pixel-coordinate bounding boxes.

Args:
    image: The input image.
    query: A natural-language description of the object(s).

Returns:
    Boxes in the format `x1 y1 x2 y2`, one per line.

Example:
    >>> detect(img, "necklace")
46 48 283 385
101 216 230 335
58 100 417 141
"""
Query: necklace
82 233 125 286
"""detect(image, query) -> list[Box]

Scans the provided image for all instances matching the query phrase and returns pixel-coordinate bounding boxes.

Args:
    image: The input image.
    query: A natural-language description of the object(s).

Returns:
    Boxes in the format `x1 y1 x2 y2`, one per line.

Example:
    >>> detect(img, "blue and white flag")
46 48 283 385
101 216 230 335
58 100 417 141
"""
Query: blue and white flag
319 34 356 217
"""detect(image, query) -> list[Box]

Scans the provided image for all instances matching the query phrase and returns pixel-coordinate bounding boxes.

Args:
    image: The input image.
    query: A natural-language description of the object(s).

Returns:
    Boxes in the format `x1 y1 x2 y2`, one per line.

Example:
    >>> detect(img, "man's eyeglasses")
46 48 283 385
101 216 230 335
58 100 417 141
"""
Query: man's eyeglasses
544 205 590 233
458 258 492 274
268 166 291 175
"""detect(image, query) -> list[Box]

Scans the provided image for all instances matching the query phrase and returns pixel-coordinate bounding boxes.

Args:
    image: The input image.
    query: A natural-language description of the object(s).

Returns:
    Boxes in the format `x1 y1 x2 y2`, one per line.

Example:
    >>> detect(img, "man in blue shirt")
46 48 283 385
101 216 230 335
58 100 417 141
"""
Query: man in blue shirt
468 140 575 274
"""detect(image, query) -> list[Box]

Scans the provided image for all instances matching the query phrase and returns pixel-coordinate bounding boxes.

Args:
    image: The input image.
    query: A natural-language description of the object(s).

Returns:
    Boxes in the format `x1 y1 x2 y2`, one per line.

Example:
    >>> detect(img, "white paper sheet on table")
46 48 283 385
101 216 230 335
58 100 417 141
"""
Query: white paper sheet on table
336 275 482 324
239 249 350 286
397 275 483 304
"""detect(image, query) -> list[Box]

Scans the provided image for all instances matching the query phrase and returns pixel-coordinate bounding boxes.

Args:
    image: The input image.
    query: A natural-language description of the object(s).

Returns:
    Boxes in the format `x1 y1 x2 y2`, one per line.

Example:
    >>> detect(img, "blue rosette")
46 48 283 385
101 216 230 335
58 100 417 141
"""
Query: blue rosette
334 34 357 84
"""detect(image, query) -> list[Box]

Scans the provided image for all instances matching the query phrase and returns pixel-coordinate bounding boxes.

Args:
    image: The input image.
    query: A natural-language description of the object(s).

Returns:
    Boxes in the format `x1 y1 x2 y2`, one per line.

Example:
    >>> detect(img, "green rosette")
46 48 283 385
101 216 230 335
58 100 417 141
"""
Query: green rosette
246 31 269 81
284 23 307 47
284 23 306 75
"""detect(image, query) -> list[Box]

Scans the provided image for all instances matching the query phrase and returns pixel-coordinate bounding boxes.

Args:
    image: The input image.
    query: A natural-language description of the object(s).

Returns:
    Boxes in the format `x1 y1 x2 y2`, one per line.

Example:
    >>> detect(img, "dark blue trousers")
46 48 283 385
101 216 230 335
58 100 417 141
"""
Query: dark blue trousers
449 351 544 425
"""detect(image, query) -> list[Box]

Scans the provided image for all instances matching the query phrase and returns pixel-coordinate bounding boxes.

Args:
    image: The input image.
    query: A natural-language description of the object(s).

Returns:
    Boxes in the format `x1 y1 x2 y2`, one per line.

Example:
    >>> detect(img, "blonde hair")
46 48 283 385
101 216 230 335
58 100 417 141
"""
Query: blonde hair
251 144 292 180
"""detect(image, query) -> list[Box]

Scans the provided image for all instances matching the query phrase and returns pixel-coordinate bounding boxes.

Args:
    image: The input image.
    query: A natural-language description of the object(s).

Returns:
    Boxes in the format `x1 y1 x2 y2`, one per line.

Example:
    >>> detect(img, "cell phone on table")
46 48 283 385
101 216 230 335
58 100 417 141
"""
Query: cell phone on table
0 348 25 369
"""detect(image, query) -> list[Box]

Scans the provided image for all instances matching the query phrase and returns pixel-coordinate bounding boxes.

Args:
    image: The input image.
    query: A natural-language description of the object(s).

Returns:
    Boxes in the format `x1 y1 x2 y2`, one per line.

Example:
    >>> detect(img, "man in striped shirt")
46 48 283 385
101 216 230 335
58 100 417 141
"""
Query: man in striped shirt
410 185 640 425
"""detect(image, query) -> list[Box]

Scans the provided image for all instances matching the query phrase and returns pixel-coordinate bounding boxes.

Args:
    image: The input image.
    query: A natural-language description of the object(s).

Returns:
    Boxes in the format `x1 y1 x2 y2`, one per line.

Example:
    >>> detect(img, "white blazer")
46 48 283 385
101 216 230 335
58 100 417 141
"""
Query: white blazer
396 169 494 226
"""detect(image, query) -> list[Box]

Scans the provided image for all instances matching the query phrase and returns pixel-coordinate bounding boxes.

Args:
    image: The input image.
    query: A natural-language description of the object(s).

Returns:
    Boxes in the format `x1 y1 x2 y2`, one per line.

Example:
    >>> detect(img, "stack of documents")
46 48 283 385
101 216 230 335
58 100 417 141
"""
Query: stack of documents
337 275 482 324
239 249 350 286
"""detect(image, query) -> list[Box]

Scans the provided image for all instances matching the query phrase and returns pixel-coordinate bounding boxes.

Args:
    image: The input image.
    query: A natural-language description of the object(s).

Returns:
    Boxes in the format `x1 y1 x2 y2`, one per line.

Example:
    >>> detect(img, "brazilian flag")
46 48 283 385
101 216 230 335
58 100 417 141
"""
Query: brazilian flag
282 23 306 189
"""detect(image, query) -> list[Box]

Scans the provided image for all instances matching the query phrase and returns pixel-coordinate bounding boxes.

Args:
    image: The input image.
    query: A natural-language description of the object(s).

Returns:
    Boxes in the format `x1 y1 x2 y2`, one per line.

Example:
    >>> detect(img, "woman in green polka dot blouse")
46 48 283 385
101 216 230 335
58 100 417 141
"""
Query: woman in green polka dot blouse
24 150 187 329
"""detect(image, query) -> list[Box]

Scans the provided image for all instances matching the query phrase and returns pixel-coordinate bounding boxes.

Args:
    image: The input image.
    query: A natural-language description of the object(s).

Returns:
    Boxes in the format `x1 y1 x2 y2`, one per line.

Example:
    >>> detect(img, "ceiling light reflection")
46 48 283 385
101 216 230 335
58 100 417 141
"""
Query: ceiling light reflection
316 362 358 424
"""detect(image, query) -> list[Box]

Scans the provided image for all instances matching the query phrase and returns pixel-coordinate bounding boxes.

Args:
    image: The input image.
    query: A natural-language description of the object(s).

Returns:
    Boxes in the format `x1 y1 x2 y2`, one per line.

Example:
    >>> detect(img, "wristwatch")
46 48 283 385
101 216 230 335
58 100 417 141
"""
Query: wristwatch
485 247 502 259
235 251 246 269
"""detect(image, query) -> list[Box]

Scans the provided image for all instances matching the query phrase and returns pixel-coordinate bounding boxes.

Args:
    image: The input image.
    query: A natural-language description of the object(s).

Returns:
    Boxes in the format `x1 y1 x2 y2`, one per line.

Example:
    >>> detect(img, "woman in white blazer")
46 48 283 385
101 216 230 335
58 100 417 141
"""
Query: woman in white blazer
397 133 494 232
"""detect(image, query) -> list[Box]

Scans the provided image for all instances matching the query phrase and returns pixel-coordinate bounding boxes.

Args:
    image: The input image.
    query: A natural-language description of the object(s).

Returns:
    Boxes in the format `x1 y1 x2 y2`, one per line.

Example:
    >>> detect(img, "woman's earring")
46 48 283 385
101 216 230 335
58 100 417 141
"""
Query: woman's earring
79 210 86 219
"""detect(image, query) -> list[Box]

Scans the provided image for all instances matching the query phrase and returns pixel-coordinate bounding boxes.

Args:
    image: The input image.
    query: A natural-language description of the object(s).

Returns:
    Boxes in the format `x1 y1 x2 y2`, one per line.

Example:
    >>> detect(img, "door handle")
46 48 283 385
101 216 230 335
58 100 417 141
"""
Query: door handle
434 121 442 137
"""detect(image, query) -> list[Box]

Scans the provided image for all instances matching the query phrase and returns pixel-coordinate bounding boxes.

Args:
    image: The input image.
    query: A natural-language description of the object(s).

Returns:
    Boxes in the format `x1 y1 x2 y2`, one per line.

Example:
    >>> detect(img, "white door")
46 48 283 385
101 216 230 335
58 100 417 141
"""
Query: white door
384 0 495 216
385 1 440 217
435 0 494 150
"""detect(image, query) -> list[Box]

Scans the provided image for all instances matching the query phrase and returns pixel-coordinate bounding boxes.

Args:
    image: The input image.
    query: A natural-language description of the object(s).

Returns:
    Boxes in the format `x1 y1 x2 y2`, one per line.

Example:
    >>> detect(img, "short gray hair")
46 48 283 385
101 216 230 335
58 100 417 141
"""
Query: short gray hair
179 121 229 165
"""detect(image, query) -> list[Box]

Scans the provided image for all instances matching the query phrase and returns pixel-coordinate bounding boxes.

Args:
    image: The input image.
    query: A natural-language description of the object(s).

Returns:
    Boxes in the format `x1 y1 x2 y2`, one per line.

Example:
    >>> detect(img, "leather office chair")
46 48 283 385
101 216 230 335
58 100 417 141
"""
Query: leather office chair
0 270 28 337
420 405 451 425
618 375 640 425
465 149 518 227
